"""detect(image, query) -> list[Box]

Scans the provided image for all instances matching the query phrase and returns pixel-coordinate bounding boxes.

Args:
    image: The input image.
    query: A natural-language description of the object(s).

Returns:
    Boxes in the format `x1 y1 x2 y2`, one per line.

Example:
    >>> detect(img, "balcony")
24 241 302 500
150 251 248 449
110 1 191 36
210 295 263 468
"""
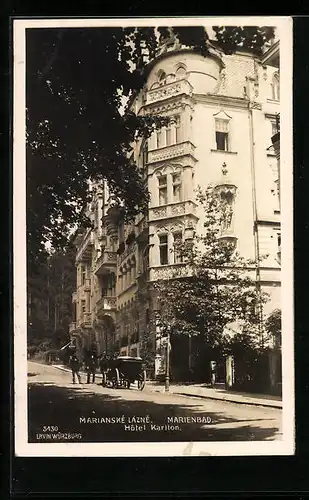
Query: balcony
147 141 196 164
218 227 238 250
75 228 94 262
149 200 198 222
69 322 76 334
149 263 191 282
94 251 117 275
79 312 92 329
96 296 117 318
146 79 193 105
72 292 77 304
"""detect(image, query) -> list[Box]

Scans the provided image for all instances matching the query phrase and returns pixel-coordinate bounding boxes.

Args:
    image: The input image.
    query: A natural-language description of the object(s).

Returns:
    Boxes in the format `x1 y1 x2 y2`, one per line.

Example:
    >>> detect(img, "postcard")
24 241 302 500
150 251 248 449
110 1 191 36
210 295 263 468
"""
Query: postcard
13 16 294 457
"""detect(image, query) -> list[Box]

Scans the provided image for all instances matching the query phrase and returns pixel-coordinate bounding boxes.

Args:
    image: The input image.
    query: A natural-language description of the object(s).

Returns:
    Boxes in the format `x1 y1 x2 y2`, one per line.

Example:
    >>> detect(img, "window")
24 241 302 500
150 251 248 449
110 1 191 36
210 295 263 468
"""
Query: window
81 265 86 285
156 129 162 149
142 142 148 173
272 73 280 101
172 173 182 202
176 65 186 79
215 119 229 151
173 232 183 263
271 120 278 137
81 300 86 314
175 115 181 143
166 126 171 146
158 175 168 205
158 70 166 82
277 233 281 250
159 234 168 265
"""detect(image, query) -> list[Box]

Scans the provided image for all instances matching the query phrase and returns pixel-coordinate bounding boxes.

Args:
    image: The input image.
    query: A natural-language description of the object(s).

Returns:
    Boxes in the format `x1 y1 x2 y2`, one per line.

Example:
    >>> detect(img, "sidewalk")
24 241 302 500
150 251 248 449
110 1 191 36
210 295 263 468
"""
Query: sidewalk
146 382 282 409
54 364 282 409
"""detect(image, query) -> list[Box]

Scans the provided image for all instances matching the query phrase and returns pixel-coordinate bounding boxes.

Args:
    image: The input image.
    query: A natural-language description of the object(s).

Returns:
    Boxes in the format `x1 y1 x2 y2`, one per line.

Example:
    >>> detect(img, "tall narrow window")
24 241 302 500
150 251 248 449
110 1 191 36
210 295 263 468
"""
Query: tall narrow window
142 142 148 177
157 129 162 149
159 234 168 265
173 232 183 263
158 175 168 205
81 300 86 314
172 173 182 202
175 115 181 143
166 126 171 146
215 119 229 151
81 265 86 285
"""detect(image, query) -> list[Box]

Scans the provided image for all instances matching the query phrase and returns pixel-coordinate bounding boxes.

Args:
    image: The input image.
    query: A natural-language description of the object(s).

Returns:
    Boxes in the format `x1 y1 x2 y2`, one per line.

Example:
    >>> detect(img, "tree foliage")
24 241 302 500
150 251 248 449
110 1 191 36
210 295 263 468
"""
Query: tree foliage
154 185 270 356
28 248 76 347
26 25 275 267
265 308 281 348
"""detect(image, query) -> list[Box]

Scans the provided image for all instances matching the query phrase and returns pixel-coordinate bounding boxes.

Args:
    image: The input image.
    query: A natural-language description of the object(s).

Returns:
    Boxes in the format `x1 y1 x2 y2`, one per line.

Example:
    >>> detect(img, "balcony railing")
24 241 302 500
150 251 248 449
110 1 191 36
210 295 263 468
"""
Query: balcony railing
75 228 94 262
79 313 92 328
146 79 193 105
149 263 191 281
96 296 117 316
148 141 196 164
149 200 197 221
94 251 117 275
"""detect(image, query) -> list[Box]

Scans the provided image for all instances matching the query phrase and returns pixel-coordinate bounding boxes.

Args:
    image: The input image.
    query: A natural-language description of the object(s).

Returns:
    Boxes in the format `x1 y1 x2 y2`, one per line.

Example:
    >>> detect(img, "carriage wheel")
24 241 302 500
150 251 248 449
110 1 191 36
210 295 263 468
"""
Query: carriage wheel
113 368 120 388
102 372 107 387
137 370 146 391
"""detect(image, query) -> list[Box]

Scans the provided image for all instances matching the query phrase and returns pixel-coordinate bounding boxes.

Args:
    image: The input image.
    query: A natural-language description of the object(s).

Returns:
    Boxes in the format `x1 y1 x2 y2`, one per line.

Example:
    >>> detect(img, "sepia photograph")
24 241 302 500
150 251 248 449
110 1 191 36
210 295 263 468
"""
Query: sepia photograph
13 17 294 457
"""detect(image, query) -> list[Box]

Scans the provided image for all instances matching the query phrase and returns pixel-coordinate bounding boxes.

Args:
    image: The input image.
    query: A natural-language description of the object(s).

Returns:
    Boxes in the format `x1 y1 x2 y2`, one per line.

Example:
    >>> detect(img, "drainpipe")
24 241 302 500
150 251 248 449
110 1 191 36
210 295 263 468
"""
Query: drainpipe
248 103 264 346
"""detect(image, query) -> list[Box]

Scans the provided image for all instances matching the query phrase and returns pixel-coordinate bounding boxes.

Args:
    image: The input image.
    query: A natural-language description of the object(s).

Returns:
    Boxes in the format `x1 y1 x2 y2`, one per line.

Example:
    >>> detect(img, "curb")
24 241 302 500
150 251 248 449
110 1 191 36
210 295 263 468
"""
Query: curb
53 364 282 409
168 391 282 409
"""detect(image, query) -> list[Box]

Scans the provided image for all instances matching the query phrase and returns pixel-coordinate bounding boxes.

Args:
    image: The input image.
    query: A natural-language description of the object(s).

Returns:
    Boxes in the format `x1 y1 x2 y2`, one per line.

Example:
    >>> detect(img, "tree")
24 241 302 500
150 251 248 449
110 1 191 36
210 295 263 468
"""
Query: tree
154 185 270 366
28 248 76 348
26 25 274 268
265 308 281 349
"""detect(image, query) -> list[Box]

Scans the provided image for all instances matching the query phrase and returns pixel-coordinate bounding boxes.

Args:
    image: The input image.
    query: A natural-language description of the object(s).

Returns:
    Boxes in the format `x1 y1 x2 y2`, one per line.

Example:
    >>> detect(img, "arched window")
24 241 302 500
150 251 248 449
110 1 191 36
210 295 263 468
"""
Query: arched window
157 69 166 83
272 73 280 101
175 64 187 79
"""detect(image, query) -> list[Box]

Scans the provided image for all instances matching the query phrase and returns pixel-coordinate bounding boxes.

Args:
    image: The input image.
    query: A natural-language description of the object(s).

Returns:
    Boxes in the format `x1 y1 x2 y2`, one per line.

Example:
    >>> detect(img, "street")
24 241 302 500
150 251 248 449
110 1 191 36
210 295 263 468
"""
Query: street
28 361 282 443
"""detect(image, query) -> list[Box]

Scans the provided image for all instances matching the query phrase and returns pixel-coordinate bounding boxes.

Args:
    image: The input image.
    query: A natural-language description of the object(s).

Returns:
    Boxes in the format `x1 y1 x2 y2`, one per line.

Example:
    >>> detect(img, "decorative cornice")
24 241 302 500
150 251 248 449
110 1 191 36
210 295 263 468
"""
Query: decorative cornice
193 93 249 110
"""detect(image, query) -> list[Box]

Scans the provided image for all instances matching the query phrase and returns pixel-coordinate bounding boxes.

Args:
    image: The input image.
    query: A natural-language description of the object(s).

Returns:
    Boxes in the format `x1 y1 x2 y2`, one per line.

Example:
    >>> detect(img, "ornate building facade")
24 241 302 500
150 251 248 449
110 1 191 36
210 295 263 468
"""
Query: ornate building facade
69 36 281 382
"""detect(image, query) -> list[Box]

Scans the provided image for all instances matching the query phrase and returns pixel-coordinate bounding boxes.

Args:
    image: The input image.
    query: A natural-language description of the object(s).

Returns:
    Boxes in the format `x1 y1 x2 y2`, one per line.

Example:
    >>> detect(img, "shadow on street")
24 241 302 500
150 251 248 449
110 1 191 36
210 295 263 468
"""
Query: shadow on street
28 381 281 443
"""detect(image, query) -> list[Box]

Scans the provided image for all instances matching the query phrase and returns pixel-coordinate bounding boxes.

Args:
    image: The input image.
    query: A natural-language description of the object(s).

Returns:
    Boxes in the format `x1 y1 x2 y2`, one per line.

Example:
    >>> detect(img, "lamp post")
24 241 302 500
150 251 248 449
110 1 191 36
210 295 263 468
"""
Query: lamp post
165 325 171 392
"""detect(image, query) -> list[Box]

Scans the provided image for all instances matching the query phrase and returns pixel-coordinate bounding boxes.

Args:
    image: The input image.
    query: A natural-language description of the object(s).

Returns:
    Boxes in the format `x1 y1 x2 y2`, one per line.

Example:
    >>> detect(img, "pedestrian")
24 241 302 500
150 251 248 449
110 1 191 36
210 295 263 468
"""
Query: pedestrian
69 354 82 384
210 361 216 388
86 353 97 384
99 352 109 386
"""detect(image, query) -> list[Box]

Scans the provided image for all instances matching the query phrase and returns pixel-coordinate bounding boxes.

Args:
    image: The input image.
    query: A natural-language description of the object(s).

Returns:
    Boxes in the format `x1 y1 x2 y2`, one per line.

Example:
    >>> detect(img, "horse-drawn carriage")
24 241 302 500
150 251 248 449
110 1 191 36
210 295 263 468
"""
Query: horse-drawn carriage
102 356 146 391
